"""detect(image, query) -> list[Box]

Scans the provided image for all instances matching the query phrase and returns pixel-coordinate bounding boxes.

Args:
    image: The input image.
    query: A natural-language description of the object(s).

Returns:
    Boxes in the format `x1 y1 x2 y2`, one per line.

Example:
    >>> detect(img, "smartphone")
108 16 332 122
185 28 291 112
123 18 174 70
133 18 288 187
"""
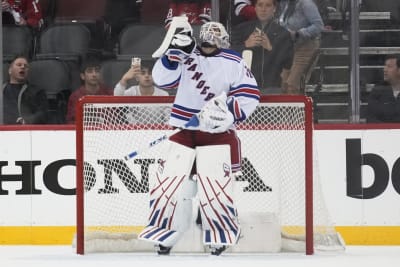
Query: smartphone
132 57 141 66
254 27 262 35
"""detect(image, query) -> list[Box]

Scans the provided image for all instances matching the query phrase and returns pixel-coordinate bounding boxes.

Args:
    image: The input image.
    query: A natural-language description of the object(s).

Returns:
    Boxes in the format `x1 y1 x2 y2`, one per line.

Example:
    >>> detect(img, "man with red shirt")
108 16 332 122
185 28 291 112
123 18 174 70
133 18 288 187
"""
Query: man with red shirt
2 0 43 29
66 58 113 124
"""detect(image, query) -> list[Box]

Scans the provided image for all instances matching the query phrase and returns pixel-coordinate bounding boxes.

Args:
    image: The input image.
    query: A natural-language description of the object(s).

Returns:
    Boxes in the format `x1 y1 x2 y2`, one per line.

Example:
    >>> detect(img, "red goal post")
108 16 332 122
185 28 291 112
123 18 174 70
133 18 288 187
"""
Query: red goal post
75 95 344 255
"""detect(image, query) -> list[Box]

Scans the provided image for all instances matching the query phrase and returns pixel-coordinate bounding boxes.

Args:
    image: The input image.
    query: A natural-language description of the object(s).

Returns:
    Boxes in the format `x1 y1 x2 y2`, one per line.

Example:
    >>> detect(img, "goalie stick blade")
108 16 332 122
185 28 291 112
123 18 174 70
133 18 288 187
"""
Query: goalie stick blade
242 50 253 70
152 16 193 58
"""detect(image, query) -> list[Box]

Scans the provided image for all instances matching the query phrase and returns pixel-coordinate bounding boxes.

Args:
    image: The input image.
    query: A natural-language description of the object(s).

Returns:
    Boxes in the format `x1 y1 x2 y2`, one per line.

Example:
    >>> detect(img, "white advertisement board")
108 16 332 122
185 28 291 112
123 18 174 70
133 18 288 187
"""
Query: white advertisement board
0 127 399 244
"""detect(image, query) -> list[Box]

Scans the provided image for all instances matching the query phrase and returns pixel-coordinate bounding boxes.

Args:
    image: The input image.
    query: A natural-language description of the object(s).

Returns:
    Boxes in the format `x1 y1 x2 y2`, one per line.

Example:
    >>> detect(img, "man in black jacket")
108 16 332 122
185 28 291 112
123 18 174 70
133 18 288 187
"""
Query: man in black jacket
231 0 293 94
2 55 48 124
367 54 400 123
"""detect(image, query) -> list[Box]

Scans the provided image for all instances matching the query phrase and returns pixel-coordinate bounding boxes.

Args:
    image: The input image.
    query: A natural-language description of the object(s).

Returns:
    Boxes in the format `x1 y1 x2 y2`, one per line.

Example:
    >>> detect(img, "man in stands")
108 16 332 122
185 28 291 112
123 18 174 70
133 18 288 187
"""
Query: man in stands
114 60 170 123
114 61 168 96
367 54 400 123
66 57 113 124
232 0 335 28
2 0 44 30
2 55 48 124
231 0 293 94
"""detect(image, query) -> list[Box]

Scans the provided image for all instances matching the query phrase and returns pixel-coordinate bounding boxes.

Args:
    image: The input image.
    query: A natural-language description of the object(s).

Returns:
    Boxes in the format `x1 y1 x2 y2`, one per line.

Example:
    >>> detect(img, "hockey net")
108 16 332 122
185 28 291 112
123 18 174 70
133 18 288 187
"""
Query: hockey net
75 95 345 255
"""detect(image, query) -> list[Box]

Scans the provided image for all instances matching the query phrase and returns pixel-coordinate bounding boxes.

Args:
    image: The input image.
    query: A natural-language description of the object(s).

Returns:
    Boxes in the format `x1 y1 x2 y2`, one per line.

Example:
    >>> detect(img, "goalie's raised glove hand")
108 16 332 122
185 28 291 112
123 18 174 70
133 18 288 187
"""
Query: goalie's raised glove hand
198 93 234 134
165 33 196 63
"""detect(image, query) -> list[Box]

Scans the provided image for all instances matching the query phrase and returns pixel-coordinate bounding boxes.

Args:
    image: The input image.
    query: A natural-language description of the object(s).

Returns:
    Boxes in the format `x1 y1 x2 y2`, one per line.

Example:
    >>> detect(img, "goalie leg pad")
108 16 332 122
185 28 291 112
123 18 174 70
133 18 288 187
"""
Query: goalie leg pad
138 142 196 247
195 145 241 246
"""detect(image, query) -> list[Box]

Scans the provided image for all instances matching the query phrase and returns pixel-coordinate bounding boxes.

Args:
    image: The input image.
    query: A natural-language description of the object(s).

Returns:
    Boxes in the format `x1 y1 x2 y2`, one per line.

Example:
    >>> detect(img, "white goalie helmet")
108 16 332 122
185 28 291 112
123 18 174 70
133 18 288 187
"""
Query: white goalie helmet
199 21 230 49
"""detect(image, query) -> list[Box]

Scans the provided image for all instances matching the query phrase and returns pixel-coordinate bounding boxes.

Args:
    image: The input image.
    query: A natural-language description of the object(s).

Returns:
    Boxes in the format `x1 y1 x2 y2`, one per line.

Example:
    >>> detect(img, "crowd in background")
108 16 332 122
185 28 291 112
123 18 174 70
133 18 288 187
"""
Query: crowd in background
2 0 400 124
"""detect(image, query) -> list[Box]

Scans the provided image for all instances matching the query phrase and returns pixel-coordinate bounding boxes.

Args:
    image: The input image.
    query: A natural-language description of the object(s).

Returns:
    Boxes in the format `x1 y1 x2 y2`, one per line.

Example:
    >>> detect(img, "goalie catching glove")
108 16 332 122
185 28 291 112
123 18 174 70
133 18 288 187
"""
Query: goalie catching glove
198 93 235 134
165 31 196 63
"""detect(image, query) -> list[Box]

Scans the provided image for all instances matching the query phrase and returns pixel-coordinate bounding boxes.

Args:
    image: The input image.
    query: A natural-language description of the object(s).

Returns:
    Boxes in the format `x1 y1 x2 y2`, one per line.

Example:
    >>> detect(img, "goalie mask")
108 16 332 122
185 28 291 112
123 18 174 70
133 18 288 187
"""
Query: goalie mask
199 22 230 49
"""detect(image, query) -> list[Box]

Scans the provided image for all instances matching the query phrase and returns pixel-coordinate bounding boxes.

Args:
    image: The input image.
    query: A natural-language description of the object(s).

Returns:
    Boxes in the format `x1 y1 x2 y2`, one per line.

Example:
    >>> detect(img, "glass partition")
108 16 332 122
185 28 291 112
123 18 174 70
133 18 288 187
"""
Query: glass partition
2 0 400 124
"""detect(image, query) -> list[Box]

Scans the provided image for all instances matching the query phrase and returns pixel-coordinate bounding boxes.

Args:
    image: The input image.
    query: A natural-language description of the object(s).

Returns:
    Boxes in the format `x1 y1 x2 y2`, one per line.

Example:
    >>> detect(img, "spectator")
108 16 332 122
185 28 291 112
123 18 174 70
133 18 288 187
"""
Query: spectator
277 0 324 94
231 0 293 94
164 0 211 28
366 55 400 123
114 61 168 96
114 60 170 124
233 0 335 24
66 58 113 124
2 0 44 30
2 55 48 124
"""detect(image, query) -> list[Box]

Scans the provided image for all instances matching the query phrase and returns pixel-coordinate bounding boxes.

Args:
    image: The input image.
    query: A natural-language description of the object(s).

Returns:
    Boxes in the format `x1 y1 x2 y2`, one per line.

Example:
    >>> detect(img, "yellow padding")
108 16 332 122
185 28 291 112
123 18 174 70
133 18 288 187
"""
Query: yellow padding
1 226 400 245
0 226 76 245
336 226 400 245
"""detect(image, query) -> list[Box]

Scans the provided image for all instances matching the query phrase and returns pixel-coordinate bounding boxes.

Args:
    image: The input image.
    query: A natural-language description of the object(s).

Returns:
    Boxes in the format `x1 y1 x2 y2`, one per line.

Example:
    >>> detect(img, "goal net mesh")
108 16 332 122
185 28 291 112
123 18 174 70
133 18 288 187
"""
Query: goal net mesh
76 96 344 254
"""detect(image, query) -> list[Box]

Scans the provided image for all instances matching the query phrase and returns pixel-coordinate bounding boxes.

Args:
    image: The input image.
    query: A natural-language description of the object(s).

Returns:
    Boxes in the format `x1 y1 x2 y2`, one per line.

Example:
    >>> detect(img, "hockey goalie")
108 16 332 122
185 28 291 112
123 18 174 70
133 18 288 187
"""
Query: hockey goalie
138 17 260 255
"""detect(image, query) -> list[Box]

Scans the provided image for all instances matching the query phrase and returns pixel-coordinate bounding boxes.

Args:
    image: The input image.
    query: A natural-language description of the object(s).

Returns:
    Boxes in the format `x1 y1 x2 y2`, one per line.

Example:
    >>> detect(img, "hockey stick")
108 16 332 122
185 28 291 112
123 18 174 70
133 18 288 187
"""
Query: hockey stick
123 115 200 161
124 92 230 161
152 16 193 58
242 50 253 70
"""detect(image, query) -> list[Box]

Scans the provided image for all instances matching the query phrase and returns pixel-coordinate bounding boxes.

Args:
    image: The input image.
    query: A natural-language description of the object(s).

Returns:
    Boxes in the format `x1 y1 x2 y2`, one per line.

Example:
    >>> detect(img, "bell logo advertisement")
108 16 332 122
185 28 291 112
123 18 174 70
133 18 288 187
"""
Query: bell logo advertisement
346 138 400 199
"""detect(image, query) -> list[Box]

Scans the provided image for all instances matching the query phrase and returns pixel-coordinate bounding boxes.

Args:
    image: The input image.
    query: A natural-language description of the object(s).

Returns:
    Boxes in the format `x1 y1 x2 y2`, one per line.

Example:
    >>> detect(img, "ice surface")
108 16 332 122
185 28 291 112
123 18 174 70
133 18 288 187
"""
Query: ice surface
0 245 399 267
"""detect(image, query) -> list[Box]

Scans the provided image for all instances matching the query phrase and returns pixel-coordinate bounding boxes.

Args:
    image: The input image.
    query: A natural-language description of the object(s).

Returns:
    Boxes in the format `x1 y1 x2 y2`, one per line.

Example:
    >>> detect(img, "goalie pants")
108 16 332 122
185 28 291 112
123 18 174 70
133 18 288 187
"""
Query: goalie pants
169 129 242 173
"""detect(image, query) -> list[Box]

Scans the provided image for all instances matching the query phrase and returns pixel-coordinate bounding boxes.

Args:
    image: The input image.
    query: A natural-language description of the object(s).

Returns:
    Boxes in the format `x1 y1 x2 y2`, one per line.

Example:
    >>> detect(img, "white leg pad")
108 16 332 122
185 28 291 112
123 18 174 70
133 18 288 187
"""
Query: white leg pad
196 145 241 246
138 142 196 247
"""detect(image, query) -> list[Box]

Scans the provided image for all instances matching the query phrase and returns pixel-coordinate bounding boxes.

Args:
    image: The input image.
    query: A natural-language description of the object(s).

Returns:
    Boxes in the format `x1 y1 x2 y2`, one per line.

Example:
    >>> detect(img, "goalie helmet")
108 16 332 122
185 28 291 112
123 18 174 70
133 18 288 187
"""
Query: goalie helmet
199 21 230 49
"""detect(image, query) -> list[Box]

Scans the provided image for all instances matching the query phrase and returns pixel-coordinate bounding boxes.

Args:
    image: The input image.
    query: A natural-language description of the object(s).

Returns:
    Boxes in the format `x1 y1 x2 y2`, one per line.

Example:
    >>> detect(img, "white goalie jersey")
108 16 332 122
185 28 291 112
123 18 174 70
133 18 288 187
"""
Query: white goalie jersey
152 47 260 129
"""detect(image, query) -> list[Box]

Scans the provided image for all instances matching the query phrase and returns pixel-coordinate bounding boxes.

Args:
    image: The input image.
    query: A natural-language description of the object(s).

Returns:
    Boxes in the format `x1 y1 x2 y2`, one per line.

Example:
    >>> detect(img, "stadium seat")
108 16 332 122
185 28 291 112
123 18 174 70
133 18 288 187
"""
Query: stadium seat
53 0 107 49
28 58 72 123
117 24 165 60
3 25 34 61
100 59 132 89
2 61 10 82
36 23 91 62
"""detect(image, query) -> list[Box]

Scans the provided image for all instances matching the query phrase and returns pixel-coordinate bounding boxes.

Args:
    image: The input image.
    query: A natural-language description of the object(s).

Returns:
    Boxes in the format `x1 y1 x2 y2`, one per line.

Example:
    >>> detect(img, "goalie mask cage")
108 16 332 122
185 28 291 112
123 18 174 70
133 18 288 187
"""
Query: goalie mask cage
75 95 344 255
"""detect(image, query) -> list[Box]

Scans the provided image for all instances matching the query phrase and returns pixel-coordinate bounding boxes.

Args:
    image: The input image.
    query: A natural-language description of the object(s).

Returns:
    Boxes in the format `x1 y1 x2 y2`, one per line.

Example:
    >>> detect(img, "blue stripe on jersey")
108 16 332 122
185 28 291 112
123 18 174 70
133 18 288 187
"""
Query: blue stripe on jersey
173 103 200 114
220 48 242 58
171 113 191 121
232 93 260 100
229 84 260 100
161 56 179 70
216 50 241 63
156 75 180 90
171 104 200 121
230 83 259 91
